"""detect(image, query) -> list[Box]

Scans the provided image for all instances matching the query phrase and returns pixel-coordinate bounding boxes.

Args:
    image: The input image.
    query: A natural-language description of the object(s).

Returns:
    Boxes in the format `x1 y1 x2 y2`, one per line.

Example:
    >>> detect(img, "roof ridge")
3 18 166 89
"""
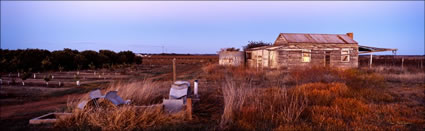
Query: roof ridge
280 33 346 35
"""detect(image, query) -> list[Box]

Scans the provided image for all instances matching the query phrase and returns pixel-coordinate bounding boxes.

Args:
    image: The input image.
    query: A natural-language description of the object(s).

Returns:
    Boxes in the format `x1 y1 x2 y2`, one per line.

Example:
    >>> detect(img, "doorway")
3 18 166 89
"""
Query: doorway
325 51 331 67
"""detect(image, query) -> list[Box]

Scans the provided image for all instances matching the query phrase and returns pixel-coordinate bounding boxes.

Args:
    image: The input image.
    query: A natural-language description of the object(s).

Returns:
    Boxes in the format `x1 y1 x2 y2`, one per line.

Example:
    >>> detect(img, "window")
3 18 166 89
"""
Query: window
341 48 350 62
302 50 311 62
246 53 252 59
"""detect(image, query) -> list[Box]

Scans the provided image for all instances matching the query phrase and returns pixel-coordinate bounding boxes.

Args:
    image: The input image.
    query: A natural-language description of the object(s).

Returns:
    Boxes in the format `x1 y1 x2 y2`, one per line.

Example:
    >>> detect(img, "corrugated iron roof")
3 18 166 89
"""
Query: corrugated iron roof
359 45 397 54
275 33 357 45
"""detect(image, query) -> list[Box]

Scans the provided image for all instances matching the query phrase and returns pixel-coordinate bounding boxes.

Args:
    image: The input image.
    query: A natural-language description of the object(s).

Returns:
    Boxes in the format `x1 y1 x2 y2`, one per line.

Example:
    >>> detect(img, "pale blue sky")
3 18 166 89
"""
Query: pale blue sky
1 1 424 55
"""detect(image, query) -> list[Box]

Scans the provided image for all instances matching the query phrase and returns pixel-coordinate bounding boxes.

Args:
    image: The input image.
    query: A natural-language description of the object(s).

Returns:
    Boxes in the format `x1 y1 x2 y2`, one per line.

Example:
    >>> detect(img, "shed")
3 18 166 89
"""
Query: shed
219 49 245 66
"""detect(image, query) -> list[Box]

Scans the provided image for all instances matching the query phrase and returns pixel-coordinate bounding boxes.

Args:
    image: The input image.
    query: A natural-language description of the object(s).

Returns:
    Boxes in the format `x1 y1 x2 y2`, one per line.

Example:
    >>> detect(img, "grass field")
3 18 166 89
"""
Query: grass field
1 59 424 130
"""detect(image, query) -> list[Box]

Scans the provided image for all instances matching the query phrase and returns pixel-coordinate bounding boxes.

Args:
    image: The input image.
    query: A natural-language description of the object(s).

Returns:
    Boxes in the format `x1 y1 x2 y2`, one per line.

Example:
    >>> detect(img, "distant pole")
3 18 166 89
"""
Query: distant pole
401 58 404 70
369 53 373 68
162 45 165 54
173 58 176 82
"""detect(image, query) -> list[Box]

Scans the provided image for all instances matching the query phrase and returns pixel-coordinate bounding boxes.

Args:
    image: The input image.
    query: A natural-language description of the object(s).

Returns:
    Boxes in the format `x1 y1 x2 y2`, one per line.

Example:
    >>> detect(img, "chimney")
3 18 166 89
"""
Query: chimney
346 32 353 39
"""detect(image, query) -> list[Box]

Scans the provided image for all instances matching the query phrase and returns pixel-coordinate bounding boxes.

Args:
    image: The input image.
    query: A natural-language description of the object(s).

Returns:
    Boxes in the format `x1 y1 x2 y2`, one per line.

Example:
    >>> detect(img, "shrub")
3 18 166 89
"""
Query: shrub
294 82 348 106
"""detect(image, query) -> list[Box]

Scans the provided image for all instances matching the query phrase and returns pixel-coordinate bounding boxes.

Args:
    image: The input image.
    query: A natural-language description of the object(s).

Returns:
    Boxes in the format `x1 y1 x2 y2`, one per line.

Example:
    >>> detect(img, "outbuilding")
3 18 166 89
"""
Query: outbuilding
218 49 245 66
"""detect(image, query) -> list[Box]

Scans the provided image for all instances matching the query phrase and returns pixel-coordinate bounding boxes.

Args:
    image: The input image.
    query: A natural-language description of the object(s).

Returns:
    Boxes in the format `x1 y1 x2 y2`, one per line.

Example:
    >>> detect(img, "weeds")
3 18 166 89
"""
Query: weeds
220 78 308 130
57 80 183 130
208 64 424 130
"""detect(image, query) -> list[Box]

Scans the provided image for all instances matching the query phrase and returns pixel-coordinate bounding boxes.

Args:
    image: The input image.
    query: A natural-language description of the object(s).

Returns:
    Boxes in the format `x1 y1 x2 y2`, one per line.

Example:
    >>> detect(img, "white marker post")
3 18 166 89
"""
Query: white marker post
194 80 198 96
193 79 200 101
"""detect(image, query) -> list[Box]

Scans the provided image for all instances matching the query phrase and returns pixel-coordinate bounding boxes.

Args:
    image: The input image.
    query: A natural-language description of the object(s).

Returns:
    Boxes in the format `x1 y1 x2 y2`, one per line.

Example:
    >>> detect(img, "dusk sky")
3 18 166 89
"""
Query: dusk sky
1 1 424 55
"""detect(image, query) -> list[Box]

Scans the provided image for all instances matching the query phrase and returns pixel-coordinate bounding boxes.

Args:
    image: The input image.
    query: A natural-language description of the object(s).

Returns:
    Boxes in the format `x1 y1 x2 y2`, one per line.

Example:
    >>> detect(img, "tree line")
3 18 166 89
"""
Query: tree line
0 48 142 73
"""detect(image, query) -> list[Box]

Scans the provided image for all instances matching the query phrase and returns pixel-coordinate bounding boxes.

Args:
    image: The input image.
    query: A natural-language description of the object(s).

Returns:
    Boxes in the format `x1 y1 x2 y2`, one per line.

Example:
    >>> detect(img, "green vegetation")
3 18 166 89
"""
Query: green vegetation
0 48 142 73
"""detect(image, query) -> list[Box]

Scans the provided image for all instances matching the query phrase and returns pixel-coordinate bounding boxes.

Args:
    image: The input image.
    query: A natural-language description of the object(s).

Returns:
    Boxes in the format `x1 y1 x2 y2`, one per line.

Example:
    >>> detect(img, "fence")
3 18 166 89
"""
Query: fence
359 55 424 69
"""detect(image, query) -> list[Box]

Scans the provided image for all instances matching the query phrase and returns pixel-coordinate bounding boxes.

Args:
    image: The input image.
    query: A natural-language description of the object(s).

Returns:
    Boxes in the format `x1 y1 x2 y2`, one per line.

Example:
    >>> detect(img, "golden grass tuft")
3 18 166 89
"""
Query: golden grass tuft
57 80 185 130
219 79 308 130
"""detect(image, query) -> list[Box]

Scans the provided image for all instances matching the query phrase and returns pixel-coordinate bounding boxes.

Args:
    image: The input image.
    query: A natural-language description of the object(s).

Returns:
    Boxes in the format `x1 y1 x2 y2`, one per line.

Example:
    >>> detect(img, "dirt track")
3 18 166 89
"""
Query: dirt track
0 93 81 119
0 64 205 130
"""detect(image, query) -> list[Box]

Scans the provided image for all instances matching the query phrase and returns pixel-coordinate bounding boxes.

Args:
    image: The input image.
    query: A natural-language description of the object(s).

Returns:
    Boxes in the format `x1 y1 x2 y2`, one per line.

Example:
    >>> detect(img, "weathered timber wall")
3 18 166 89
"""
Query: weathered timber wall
247 43 358 69
219 51 245 66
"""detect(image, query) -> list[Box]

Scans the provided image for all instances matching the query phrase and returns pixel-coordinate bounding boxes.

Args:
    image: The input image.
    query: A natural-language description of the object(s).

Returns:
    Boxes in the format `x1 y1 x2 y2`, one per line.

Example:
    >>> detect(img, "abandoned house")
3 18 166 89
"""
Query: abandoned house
245 33 359 69
218 32 397 68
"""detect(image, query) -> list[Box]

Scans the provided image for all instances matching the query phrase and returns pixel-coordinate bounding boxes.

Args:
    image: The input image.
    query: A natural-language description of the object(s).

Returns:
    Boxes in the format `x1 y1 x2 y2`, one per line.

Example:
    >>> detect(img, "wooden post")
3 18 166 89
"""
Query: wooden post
401 58 404 70
186 98 192 120
172 58 176 82
369 53 373 68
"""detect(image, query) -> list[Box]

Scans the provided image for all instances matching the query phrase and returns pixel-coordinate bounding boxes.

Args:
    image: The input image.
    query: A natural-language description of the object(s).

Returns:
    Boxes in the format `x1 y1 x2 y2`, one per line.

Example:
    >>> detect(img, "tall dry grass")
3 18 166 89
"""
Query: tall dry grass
57 80 186 130
220 78 308 130
204 64 424 130
56 105 187 130
107 80 170 105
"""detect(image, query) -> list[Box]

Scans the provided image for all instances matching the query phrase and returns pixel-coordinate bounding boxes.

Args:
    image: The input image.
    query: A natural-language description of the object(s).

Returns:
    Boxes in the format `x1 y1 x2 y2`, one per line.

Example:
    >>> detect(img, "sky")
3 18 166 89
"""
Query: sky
1 1 424 55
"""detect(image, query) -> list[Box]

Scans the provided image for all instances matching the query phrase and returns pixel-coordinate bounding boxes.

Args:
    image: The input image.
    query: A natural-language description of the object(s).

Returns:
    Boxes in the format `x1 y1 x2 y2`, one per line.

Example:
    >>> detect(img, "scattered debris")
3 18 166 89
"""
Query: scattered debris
164 80 191 113
105 91 131 106
29 80 200 125
77 89 130 109
29 112 71 125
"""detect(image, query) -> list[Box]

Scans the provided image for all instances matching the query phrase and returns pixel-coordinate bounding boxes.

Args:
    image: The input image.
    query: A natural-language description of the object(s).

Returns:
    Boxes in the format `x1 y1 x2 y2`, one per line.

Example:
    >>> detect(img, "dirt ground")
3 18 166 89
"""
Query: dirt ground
0 64 204 130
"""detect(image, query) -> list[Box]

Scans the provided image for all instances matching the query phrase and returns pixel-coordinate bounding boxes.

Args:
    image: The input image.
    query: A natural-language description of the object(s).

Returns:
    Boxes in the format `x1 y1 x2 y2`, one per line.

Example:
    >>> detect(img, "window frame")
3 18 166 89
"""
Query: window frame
341 48 350 62
301 50 311 63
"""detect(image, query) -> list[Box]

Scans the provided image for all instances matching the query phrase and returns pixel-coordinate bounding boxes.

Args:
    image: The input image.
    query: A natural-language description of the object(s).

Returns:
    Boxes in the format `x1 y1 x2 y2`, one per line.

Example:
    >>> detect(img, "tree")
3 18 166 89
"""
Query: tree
20 72 31 86
221 47 240 51
44 74 52 87
74 54 87 71
52 49 77 70
81 50 100 68
58 65 64 72
99 50 117 65
134 56 142 64
88 62 96 75
88 62 96 70
243 41 272 50
118 51 136 64
41 56 52 71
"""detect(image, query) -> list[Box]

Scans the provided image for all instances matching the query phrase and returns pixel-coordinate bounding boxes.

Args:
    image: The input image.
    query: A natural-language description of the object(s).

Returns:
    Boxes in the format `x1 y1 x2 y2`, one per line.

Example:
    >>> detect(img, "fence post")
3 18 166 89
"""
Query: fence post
186 98 192 120
173 58 176 82
401 58 404 70
369 53 373 68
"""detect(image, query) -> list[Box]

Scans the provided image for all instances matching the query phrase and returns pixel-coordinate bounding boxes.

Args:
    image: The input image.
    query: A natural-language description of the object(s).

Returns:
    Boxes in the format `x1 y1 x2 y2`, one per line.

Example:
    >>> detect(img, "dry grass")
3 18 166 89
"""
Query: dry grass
57 64 424 130
56 105 187 130
203 64 424 130
220 78 308 130
57 80 186 130
107 80 170 105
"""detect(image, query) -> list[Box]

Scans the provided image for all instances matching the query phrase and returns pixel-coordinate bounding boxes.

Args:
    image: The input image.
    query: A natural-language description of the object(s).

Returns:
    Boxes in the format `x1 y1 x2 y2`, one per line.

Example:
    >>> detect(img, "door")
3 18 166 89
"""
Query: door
325 51 331 67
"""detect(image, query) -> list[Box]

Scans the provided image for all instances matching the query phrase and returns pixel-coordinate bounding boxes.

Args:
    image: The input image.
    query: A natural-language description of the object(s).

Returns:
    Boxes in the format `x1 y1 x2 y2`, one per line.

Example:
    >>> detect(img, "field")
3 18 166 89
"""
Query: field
0 55 424 130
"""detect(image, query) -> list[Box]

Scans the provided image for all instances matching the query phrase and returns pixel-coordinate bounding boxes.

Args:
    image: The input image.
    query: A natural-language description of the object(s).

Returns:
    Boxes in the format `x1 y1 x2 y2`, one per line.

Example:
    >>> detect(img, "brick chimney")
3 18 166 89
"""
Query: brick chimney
346 32 353 39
